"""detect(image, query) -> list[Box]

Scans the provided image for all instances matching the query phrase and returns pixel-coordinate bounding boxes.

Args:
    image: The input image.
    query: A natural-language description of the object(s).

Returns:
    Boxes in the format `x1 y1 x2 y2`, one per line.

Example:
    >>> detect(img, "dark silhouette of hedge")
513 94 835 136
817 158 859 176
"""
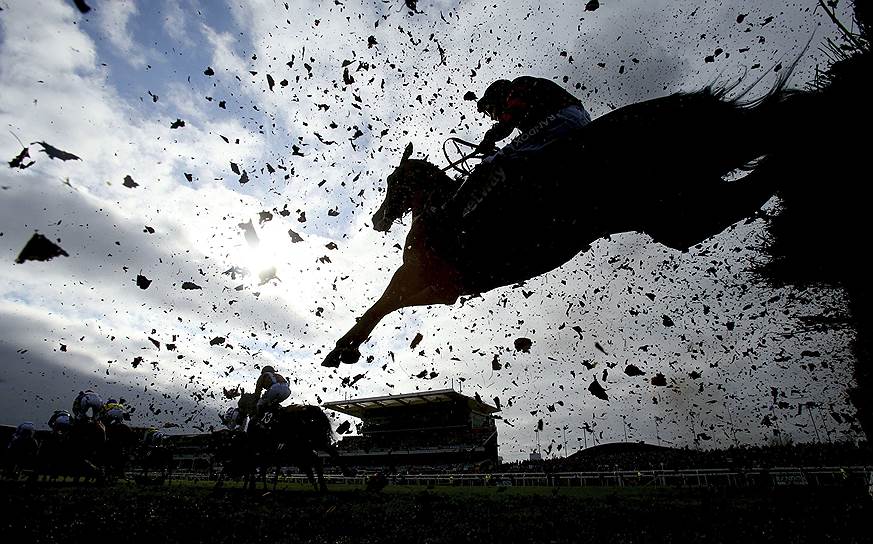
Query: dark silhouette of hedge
757 1 873 439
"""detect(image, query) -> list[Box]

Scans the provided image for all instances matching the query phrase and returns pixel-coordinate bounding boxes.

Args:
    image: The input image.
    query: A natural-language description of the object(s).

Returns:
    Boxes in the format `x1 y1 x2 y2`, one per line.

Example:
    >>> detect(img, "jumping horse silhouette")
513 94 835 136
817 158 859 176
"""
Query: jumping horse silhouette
323 70 805 367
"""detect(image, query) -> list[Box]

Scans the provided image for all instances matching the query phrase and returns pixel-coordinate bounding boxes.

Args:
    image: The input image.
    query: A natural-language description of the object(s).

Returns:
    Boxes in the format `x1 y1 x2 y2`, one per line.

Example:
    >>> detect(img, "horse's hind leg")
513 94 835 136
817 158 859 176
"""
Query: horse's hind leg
647 164 777 252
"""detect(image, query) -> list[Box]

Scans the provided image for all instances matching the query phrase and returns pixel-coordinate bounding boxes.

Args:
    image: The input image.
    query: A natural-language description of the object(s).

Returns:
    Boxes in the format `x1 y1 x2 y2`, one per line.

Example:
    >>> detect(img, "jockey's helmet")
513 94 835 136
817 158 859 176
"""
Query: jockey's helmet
477 79 512 120
262 365 276 374
16 422 35 436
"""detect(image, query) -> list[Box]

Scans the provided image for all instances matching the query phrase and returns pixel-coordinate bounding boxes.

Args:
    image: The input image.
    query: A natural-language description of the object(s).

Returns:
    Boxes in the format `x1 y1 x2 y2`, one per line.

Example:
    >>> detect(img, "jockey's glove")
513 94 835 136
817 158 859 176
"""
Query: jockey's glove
476 138 497 155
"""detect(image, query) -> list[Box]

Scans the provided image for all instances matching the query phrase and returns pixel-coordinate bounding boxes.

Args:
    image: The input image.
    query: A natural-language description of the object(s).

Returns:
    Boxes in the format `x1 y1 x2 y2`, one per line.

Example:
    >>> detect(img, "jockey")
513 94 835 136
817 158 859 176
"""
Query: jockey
253 365 291 421
47 410 73 433
72 389 103 421
143 428 168 448
451 76 592 220
8 422 36 447
475 76 589 154
101 399 128 425
221 407 247 431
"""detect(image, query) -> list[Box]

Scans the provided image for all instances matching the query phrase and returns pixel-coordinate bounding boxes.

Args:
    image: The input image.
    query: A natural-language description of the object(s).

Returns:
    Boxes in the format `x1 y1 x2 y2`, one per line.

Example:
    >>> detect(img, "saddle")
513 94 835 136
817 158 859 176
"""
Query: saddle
255 404 287 428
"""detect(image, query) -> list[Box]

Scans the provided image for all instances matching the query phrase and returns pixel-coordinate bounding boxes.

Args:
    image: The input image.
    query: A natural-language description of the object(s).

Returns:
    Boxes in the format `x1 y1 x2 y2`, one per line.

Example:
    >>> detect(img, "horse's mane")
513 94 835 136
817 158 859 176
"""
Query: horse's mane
407 158 447 177
405 158 460 208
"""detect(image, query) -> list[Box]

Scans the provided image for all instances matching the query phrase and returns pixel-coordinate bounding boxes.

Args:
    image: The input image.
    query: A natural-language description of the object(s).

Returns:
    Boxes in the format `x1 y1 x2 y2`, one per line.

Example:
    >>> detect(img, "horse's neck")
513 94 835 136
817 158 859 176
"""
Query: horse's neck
414 168 460 214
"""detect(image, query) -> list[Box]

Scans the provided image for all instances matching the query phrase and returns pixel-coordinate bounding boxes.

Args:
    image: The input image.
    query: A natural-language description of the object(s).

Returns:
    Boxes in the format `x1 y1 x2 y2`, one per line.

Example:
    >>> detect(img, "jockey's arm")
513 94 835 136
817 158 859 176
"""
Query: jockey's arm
254 375 267 398
479 122 515 153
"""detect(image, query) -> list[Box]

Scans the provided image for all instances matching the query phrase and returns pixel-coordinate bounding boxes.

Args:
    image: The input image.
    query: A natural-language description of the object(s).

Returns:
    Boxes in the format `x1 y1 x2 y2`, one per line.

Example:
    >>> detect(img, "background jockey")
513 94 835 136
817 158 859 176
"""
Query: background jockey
8 422 36 447
72 389 103 421
101 398 129 425
143 428 168 448
452 76 592 220
47 410 73 433
221 406 247 431
253 365 291 421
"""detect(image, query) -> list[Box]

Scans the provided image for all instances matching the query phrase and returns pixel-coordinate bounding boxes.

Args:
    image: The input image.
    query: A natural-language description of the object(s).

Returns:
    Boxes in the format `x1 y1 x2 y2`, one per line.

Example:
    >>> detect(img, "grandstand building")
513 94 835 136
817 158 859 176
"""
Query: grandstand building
323 389 500 469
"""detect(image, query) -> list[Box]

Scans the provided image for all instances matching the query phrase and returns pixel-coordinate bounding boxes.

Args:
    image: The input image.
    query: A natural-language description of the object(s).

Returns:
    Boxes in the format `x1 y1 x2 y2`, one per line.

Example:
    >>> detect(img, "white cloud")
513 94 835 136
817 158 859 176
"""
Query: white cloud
162 0 195 46
97 0 148 67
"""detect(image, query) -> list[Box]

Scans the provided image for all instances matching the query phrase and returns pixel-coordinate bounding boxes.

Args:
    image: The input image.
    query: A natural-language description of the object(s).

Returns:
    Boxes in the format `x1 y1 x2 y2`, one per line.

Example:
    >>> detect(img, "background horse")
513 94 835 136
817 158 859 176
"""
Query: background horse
237 392 349 492
102 423 137 482
3 432 38 480
323 71 807 367
35 431 69 481
36 419 107 482
212 428 257 489
136 433 176 484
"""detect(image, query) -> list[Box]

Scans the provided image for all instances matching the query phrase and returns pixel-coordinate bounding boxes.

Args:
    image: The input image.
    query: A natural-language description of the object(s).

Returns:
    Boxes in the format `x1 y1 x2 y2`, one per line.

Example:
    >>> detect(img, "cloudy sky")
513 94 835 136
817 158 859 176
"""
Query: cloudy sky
0 0 862 460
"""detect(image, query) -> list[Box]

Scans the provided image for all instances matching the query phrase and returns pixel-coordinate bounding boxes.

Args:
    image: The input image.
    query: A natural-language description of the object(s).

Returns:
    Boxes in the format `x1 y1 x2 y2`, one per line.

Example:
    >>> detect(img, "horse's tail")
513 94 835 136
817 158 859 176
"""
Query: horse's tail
707 35 814 169
304 406 335 449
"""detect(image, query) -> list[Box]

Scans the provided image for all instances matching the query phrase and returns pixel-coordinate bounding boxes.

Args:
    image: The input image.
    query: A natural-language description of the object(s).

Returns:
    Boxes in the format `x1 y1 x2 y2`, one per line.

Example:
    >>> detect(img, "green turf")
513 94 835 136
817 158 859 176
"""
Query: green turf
1 480 869 543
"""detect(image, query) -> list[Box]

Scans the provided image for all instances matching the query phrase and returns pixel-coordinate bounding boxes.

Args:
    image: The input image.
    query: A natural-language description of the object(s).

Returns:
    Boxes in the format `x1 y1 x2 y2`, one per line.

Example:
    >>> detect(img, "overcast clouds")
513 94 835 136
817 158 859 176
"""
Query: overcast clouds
0 0 861 460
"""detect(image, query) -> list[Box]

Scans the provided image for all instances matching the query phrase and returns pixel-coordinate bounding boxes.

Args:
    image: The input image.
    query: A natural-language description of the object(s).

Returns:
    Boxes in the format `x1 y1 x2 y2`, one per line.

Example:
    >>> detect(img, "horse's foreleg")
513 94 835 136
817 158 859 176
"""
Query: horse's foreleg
304 466 318 492
315 456 327 493
323 263 460 367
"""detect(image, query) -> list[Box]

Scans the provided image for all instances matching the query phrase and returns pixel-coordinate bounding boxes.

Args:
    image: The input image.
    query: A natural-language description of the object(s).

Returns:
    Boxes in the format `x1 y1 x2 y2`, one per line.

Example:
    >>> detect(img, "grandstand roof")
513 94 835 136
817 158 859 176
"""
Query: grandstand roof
323 389 499 418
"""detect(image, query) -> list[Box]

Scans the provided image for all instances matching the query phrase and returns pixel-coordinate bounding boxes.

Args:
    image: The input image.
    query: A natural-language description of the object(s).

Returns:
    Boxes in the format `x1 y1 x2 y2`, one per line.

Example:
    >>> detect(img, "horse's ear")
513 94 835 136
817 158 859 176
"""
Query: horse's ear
401 142 413 163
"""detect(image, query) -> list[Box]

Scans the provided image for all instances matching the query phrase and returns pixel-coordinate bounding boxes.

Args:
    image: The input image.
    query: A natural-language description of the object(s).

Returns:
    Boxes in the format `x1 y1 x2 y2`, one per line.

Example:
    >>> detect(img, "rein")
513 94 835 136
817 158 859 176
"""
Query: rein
441 137 484 176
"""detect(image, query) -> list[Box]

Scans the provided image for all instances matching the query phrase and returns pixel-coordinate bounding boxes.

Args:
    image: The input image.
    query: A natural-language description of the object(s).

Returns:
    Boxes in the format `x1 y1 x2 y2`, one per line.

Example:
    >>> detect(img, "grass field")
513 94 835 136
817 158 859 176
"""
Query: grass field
1 480 870 543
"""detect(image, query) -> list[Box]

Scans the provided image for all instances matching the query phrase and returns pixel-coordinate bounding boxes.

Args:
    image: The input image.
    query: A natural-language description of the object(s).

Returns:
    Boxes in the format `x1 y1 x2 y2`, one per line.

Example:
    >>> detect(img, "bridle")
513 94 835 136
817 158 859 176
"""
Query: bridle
442 137 485 176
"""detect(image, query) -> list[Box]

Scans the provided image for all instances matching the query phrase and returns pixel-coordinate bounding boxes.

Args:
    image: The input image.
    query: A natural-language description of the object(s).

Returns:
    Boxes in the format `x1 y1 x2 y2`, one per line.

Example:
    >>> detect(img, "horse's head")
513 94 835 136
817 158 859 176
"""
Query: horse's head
372 143 443 232
238 392 258 417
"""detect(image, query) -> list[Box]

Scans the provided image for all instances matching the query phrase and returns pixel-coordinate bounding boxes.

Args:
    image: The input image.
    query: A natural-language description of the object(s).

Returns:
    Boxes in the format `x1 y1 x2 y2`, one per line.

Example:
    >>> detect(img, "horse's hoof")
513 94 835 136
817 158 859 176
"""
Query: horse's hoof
322 350 342 368
323 346 360 366
340 348 361 365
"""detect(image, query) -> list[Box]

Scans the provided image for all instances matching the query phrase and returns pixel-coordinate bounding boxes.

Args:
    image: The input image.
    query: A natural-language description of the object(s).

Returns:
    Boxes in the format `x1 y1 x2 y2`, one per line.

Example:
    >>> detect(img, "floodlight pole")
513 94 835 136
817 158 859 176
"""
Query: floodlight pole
806 402 821 443
817 403 833 444
724 397 739 447
689 410 699 450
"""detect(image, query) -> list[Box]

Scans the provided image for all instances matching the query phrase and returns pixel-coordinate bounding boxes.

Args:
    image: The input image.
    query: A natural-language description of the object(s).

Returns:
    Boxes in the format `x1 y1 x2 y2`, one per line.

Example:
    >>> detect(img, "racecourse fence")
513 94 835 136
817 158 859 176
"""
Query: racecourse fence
160 465 873 489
